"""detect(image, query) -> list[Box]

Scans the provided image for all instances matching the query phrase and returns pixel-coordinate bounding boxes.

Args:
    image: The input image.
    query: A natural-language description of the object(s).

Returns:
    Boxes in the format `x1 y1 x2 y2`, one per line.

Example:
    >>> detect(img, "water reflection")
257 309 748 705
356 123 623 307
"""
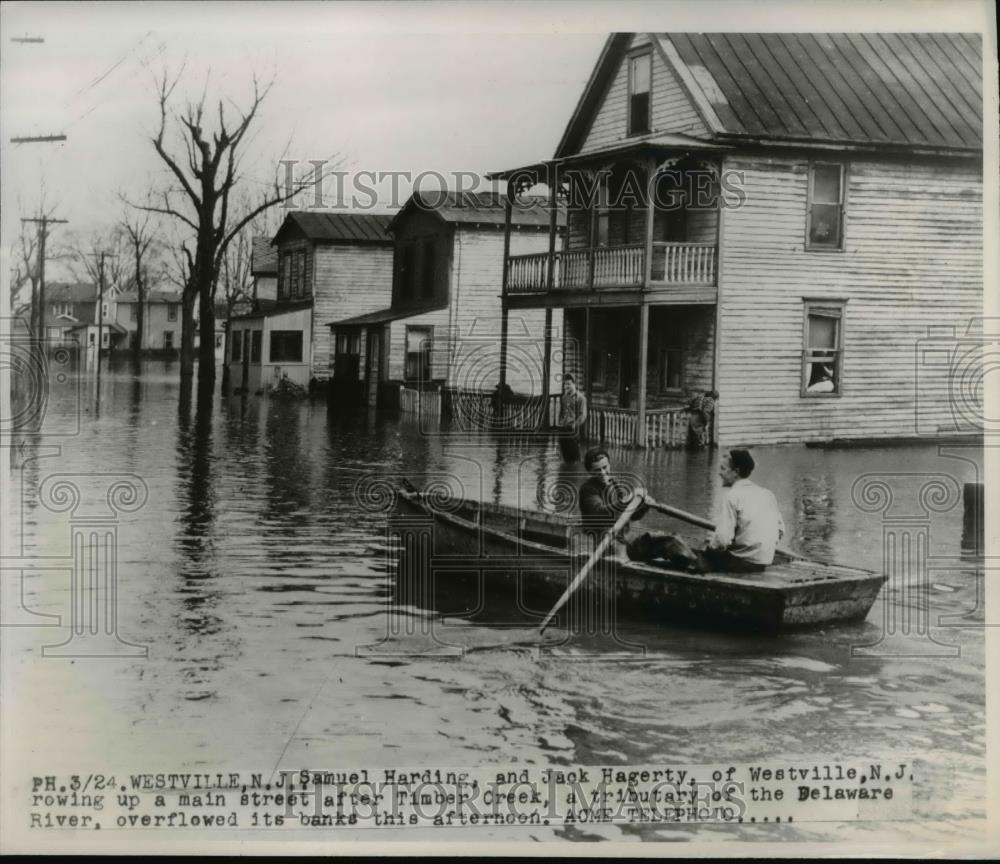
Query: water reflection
794 471 836 561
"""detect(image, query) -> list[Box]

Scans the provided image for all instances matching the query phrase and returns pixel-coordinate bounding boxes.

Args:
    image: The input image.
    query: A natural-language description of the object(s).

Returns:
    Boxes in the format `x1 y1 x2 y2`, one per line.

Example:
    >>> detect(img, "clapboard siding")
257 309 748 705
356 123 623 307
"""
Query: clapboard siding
311 244 393 379
447 228 561 394
716 155 982 445
581 33 707 154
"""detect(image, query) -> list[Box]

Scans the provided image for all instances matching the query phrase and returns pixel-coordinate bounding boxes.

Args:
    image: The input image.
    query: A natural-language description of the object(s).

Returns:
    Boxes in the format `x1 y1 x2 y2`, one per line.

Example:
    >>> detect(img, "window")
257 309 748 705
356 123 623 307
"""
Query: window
167 304 178 322
251 330 262 362
404 327 432 381
807 163 845 249
270 330 303 363
659 347 683 392
232 330 243 361
164 331 174 350
802 301 844 396
279 253 292 300
402 243 418 301
628 52 652 136
594 176 610 247
215 334 223 348
422 239 436 299
293 250 306 297
102 303 109 318
130 304 138 322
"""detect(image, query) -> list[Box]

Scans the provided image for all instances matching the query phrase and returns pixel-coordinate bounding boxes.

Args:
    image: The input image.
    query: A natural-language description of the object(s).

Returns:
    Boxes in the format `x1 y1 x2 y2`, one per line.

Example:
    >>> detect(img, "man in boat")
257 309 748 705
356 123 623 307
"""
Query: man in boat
556 374 587 463
698 448 785 574
579 447 698 569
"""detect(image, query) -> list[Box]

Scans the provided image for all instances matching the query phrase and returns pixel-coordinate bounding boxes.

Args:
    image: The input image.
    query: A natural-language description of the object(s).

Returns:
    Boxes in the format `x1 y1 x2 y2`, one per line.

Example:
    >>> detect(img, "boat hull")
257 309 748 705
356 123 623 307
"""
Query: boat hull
391 491 886 633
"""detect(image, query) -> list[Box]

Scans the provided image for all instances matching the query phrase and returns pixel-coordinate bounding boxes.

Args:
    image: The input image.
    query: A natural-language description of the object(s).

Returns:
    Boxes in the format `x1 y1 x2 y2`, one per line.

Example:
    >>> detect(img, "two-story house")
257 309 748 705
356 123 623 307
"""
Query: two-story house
111 289 185 353
495 32 982 447
327 190 562 414
40 282 127 352
228 212 394 393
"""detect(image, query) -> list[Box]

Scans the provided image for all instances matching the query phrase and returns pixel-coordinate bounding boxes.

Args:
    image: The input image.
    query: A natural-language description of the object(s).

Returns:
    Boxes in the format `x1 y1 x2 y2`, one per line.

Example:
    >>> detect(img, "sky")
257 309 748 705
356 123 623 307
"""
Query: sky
1 0 995 287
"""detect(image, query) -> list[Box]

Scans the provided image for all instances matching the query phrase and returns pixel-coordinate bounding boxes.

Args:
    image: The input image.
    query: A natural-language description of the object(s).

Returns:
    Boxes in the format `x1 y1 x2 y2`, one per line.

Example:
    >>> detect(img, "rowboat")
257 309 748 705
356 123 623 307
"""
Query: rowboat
392 485 887 632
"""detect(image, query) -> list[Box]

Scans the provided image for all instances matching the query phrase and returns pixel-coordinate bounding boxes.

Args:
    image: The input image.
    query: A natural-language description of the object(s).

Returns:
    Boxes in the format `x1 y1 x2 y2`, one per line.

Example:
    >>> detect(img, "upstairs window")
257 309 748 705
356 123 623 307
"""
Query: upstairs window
279 254 292 299
402 243 419 301
130 304 138 322
628 52 652 136
802 301 844 396
422 239 436 299
807 163 845 249
167 304 178 322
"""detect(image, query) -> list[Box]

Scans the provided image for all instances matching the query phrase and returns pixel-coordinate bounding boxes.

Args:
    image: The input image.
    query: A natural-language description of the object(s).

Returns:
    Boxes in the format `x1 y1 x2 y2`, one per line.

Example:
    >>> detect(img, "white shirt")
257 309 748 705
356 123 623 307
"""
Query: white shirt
710 478 785 565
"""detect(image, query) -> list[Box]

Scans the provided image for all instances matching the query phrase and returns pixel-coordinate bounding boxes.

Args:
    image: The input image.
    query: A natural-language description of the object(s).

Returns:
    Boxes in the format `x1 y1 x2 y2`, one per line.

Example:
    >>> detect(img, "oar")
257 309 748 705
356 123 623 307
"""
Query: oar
539 491 645 635
644 498 800 561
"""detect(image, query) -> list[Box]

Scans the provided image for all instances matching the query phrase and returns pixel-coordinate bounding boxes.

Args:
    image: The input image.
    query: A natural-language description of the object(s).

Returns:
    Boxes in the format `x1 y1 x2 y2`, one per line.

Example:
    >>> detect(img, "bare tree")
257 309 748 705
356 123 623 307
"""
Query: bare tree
119 205 158 358
135 67 333 387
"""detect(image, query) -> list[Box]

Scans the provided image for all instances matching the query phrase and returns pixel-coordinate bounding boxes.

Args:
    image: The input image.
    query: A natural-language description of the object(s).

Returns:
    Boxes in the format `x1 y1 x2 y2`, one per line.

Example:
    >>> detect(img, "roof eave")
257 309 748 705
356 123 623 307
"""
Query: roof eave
716 132 982 159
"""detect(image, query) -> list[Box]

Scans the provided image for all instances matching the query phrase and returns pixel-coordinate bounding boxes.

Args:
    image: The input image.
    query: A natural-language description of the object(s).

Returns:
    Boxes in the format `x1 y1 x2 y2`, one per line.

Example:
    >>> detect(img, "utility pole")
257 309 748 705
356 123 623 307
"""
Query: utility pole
93 251 118 390
20 216 68 355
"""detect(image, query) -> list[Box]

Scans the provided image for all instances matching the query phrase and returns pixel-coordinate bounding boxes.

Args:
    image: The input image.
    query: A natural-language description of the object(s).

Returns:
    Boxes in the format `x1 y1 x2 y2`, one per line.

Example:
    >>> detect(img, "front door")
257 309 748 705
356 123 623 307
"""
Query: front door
619 310 638 408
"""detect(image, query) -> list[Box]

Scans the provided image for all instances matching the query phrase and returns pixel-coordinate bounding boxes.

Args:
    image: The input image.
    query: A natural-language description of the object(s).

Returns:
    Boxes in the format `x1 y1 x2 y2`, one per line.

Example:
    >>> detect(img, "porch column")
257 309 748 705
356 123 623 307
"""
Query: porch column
583 306 592 442
644 156 656 288
635 304 649 447
498 193 513 401
540 308 552 430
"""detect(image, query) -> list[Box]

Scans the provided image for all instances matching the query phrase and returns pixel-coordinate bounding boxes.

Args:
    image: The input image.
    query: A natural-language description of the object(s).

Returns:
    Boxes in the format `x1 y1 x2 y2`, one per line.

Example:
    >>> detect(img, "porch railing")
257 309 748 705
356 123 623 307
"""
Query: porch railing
443 388 562 432
505 242 716 293
584 406 690 448
399 385 442 424
650 242 716 284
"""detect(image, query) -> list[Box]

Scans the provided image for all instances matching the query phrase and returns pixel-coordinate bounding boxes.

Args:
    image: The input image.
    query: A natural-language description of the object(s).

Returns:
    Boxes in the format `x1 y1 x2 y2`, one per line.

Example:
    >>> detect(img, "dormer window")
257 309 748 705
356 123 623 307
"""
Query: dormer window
628 52 651 136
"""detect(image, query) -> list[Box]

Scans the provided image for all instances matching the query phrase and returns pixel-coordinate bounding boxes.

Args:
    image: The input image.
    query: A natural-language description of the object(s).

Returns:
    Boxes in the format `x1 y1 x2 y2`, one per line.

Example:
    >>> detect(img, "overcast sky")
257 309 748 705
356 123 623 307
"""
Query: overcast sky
1 0 994 285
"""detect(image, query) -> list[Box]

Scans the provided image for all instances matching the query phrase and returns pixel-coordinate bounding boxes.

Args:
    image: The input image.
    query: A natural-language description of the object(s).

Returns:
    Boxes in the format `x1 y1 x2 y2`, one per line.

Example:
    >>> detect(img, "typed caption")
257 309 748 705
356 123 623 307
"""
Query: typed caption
27 760 912 831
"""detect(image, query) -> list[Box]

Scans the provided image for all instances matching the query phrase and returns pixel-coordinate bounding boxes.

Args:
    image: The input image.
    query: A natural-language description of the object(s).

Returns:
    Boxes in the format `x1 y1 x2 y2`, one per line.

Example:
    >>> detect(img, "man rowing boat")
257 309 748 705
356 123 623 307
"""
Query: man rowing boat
578 447 698 570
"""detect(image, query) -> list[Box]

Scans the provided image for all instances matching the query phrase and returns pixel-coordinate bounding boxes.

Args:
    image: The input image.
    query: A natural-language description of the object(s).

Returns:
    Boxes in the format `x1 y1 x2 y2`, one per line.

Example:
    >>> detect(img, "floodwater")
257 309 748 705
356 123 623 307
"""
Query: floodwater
3 360 987 848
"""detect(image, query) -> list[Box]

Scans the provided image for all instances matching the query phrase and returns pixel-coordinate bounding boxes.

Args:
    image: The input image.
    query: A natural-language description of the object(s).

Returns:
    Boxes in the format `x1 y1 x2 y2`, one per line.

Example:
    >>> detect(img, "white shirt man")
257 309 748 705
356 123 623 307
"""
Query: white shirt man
704 449 785 572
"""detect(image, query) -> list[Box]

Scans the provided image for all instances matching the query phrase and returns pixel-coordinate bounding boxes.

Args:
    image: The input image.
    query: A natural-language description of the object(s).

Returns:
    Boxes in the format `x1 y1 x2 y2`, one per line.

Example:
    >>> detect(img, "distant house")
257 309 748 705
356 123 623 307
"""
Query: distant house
111 289 185 353
228 212 394 393
37 283 127 352
327 191 563 412
495 32 983 446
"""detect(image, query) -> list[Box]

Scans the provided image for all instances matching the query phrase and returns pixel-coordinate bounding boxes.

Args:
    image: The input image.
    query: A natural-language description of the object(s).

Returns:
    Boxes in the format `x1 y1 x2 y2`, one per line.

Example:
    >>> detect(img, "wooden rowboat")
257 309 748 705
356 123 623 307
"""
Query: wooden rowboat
392 485 887 632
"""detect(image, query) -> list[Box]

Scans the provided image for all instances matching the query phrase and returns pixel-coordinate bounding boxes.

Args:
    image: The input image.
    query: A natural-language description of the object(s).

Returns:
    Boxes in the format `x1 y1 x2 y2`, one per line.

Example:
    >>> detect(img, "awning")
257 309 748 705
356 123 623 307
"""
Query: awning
328 305 445 329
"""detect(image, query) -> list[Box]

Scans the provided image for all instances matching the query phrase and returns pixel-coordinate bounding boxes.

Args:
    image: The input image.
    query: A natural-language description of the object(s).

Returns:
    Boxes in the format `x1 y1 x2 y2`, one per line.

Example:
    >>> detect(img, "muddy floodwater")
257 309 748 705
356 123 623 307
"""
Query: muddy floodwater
4 360 986 846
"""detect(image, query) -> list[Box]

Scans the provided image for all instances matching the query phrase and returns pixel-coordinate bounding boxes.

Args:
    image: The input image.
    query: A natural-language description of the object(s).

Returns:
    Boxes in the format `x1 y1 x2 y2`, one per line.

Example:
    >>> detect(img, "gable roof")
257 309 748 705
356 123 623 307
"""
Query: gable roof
46 282 99 303
252 236 278 274
558 32 982 157
389 190 564 233
272 212 394 247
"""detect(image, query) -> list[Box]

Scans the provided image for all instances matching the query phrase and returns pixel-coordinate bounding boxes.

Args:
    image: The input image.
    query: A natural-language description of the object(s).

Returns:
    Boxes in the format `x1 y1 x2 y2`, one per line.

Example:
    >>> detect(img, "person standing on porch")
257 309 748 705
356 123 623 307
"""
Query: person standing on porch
686 389 718 449
557 374 587 463
697 449 785 574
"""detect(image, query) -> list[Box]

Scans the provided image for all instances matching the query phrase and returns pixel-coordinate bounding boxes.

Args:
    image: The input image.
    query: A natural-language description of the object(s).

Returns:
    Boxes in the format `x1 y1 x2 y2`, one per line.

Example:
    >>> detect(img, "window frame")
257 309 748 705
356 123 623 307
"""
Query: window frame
167 303 178 322
805 162 847 252
801 299 846 398
250 330 262 363
657 345 684 395
270 330 304 363
231 330 243 361
404 325 432 382
626 50 653 137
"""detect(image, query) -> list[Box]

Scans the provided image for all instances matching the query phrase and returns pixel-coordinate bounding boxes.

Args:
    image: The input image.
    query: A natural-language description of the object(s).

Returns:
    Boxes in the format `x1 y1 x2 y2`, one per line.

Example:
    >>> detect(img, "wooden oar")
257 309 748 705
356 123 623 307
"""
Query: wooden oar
644 498 800 561
539 491 644 635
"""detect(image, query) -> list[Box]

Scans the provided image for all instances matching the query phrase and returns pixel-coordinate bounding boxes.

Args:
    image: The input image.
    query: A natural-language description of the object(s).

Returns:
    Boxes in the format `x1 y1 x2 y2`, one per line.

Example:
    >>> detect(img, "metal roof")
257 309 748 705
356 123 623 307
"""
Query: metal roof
272 212 395 246
664 33 982 151
556 33 982 156
252 236 278 274
389 190 565 233
327 307 419 328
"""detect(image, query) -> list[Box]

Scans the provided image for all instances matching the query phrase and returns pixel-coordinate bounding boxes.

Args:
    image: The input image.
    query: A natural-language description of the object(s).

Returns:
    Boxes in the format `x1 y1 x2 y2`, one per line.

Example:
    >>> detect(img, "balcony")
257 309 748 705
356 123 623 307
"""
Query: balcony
505 242 717 294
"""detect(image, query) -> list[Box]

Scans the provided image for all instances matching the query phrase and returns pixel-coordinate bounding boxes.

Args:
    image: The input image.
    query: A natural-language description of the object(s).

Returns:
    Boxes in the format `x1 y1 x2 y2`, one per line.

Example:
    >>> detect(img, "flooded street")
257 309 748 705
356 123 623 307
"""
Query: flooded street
4 360 986 846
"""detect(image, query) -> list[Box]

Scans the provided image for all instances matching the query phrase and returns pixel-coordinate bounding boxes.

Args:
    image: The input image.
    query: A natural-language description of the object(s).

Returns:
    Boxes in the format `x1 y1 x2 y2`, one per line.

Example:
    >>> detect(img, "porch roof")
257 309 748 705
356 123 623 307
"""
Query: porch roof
327 307 417 328
488 133 729 181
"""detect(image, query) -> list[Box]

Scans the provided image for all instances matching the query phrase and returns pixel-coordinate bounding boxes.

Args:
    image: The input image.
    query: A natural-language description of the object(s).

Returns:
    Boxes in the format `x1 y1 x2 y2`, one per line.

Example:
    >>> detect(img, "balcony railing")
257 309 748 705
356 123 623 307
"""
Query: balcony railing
506 242 717 293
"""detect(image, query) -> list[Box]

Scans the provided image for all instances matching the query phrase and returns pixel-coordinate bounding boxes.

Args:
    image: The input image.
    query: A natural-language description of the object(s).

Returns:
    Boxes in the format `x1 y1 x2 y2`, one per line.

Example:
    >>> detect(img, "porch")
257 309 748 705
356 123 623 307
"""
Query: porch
506 241 717 293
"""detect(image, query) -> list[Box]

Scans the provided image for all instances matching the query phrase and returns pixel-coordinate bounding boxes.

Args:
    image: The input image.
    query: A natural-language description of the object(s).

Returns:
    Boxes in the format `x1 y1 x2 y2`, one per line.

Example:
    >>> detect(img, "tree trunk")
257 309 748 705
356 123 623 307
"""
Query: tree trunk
198 286 216 385
133 285 145 360
180 288 197 378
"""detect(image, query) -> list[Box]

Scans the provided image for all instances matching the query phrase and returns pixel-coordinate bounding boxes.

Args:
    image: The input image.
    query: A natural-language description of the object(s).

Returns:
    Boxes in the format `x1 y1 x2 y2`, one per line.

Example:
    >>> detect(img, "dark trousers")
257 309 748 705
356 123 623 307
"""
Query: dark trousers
558 428 581 463
625 532 699 570
696 546 767 574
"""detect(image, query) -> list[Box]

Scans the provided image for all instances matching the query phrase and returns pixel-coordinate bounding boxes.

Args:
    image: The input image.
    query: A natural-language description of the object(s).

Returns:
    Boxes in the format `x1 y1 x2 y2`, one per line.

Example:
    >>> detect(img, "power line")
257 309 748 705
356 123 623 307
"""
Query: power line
10 134 67 144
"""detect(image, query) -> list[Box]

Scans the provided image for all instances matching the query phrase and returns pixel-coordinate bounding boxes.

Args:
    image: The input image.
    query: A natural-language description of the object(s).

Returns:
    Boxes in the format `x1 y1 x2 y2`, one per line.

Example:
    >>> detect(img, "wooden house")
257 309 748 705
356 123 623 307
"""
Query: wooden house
228 212 394 393
327 191 563 413
495 33 983 446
